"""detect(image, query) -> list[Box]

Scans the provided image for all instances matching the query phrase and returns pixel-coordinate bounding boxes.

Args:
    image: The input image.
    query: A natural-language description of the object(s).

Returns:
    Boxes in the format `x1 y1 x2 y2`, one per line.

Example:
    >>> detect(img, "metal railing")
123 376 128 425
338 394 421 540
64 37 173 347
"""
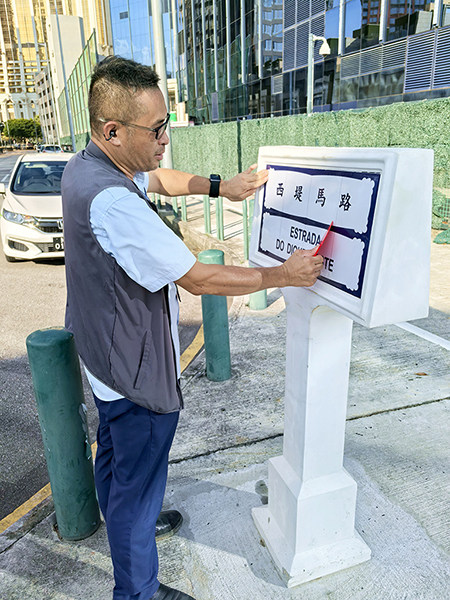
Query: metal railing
150 193 254 260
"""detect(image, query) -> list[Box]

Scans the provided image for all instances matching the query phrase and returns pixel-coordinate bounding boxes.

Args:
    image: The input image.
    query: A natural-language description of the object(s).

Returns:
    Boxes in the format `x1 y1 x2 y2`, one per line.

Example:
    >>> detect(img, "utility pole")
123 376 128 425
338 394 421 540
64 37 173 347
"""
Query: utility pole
54 0 76 151
5 109 10 142
307 34 331 116
150 0 173 169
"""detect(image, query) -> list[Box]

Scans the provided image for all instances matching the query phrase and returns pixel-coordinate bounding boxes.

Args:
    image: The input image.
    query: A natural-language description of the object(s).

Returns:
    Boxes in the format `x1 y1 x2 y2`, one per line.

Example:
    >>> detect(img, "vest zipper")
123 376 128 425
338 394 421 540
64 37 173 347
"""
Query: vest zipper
164 284 184 410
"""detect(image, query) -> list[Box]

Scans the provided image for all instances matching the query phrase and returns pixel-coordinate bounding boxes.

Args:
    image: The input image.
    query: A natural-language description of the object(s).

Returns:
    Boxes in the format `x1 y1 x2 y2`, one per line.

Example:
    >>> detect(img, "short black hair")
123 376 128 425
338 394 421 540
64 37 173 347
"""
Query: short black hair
88 56 160 135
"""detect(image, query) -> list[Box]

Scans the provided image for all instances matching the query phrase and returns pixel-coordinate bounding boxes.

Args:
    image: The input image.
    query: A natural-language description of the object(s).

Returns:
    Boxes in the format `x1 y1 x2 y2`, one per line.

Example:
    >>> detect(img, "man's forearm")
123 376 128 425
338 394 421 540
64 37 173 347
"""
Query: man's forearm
148 168 209 197
176 249 324 296
176 263 287 297
148 165 269 202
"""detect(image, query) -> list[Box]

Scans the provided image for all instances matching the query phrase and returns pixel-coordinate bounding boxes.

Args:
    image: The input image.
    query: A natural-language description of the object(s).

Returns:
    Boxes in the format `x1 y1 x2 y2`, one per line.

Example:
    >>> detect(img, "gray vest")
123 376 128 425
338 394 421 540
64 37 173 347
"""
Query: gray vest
62 141 182 413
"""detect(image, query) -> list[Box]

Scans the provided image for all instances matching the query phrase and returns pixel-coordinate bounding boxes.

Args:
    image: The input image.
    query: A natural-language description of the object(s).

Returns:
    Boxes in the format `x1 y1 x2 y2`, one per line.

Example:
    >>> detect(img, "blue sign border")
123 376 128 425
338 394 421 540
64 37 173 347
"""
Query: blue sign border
258 165 381 299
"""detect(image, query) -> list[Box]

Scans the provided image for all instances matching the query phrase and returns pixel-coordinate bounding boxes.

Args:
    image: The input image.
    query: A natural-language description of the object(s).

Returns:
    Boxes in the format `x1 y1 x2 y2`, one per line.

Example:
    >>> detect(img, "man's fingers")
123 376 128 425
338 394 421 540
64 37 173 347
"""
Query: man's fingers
250 169 269 187
301 245 320 256
226 167 269 201
256 168 269 180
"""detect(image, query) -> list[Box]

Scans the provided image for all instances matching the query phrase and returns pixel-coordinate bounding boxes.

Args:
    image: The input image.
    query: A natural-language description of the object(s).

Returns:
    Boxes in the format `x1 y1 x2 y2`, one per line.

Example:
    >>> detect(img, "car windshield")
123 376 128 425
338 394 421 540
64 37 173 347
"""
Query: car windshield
11 161 67 194
43 146 61 151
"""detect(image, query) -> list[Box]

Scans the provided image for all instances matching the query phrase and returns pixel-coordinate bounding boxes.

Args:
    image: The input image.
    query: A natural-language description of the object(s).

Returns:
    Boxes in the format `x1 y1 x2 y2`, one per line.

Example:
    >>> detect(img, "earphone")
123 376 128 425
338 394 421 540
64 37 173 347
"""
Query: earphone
104 130 116 141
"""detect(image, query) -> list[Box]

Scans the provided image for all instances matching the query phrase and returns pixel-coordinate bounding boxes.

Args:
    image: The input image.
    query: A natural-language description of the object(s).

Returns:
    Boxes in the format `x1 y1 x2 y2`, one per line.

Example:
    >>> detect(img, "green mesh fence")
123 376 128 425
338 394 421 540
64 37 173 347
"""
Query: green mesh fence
172 97 450 243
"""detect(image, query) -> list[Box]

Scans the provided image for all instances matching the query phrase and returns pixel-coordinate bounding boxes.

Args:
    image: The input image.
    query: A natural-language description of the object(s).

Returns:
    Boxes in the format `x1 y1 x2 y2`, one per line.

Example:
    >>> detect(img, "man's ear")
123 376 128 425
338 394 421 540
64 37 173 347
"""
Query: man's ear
102 121 121 145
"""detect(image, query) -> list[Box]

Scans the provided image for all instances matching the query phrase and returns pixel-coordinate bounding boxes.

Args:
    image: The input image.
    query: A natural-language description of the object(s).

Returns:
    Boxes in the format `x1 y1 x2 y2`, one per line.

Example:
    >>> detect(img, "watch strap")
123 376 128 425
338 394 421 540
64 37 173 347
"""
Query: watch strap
209 174 221 198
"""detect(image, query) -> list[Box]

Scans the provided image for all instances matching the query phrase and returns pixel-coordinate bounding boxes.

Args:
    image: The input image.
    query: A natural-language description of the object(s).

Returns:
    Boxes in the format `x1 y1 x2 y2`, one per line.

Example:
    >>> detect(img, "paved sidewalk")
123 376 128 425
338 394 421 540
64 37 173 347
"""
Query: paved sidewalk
0 198 449 599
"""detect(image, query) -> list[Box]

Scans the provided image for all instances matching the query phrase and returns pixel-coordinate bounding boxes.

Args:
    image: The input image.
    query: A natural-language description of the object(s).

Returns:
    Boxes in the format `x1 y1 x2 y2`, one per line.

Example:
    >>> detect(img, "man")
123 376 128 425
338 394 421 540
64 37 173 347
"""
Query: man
62 57 323 600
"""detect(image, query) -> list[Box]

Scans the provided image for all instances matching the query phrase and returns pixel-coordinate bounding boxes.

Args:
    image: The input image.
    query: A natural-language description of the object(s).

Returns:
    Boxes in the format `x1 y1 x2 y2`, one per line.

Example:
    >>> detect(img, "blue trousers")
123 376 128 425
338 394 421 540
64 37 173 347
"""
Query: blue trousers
94 395 179 600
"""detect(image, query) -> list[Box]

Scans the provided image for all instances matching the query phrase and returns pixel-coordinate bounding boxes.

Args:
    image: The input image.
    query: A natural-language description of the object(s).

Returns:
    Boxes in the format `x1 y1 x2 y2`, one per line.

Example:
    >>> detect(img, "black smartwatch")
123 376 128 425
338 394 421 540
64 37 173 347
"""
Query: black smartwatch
209 174 221 198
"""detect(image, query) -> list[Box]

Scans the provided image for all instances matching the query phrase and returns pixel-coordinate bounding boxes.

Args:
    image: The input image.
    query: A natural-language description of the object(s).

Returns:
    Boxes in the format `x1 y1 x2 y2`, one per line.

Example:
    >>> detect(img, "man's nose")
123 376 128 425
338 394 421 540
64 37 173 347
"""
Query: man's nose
160 130 170 145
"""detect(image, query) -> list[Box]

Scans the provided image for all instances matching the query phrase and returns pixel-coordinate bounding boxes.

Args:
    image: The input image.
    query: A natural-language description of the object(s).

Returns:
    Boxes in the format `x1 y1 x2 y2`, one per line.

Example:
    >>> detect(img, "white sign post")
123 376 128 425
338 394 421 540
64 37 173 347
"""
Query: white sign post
250 146 433 586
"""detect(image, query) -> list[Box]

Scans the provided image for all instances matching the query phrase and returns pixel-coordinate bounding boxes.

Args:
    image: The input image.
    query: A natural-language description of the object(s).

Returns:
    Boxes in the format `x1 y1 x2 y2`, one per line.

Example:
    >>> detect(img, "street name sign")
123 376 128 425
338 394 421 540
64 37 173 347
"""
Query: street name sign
250 146 433 327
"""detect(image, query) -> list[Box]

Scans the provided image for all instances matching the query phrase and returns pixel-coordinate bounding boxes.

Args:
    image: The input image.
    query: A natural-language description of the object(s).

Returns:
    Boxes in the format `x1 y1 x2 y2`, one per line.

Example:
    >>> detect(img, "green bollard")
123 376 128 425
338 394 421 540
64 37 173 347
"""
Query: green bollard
249 288 268 310
198 250 231 381
26 327 101 541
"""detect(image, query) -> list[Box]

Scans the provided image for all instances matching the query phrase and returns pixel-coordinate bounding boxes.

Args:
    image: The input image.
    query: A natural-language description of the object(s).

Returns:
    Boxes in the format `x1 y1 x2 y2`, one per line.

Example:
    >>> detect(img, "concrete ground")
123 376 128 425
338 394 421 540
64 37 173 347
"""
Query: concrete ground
0 196 448 599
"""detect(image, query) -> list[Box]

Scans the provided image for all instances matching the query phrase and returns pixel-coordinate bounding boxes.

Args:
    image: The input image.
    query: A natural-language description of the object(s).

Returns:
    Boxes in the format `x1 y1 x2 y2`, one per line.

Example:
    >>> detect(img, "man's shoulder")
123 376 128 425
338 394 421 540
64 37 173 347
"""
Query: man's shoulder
91 186 156 230
63 150 133 202
92 185 138 211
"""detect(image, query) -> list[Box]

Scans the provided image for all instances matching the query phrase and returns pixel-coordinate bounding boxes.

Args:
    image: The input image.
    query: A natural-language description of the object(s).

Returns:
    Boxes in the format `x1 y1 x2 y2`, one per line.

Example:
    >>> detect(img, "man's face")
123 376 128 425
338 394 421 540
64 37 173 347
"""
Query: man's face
121 88 169 173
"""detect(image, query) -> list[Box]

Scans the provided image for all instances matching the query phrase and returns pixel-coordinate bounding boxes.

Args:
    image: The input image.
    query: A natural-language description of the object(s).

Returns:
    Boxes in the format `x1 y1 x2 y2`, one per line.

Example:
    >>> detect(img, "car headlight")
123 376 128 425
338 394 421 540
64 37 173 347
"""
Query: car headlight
2 209 37 226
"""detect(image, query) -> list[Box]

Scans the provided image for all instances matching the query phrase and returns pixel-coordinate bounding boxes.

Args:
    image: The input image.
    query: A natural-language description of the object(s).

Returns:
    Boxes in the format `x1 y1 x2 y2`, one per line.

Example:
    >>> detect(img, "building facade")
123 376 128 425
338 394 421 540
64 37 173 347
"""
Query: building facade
107 0 180 114
35 66 59 143
58 31 98 147
0 0 112 124
108 0 176 76
175 0 450 123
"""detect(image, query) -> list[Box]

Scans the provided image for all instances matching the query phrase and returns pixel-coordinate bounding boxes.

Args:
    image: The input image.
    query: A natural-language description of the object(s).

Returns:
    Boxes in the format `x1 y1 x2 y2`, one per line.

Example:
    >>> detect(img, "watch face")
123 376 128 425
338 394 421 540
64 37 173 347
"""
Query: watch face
209 174 221 197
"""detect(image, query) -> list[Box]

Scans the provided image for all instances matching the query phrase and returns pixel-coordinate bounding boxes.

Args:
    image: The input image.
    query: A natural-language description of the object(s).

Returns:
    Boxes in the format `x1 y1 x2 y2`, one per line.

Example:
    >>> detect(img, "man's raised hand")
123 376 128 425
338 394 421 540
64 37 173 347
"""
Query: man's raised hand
220 164 269 202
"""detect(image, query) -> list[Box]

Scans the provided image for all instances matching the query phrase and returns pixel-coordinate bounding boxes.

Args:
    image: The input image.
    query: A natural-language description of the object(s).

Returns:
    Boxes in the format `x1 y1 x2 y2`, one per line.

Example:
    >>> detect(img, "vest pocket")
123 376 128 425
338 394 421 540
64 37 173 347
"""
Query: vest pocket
134 332 151 390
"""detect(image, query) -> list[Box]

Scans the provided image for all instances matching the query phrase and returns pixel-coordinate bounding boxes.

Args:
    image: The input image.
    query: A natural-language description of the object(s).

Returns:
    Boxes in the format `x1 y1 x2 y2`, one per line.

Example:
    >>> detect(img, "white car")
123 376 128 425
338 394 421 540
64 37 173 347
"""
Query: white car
0 152 74 261
39 144 63 153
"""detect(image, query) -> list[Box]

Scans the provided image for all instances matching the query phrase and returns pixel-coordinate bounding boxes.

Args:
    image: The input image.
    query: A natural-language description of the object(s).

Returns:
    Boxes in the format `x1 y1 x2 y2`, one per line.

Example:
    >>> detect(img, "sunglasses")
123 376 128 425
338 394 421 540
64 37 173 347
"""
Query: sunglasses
99 113 170 140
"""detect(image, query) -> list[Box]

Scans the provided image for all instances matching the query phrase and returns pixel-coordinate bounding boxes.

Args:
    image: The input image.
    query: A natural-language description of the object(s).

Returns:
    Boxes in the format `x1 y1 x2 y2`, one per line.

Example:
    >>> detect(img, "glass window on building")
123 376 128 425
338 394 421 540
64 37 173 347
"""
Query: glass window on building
344 0 363 53
229 0 240 22
387 0 409 40
229 7 241 88
342 0 376 51
204 0 215 93
360 0 380 49
358 71 382 101
229 45 241 87
441 2 450 26
409 0 435 36
216 0 226 46
195 16 205 97
260 76 272 116
261 0 282 78
387 0 435 41
130 3 152 66
111 0 133 57
293 67 307 113
245 4 258 83
325 0 341 56
248 80 261 117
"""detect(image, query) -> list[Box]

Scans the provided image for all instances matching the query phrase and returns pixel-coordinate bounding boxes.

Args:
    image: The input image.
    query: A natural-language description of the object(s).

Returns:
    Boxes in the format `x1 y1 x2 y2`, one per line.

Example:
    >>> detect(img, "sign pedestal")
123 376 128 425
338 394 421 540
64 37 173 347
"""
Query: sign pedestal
252 287 371 586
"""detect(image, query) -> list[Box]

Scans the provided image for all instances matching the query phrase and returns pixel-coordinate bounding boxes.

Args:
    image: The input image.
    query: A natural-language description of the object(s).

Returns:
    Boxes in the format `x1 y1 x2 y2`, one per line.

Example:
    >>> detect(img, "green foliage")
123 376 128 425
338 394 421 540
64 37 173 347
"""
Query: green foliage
434 229 450 243
432 189 450 230
2 118 41 140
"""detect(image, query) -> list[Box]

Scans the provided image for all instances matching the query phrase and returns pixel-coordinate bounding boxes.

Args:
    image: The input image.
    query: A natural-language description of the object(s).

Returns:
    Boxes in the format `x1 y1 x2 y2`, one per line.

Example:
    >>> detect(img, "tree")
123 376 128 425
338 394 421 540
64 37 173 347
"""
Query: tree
4 118 41 141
